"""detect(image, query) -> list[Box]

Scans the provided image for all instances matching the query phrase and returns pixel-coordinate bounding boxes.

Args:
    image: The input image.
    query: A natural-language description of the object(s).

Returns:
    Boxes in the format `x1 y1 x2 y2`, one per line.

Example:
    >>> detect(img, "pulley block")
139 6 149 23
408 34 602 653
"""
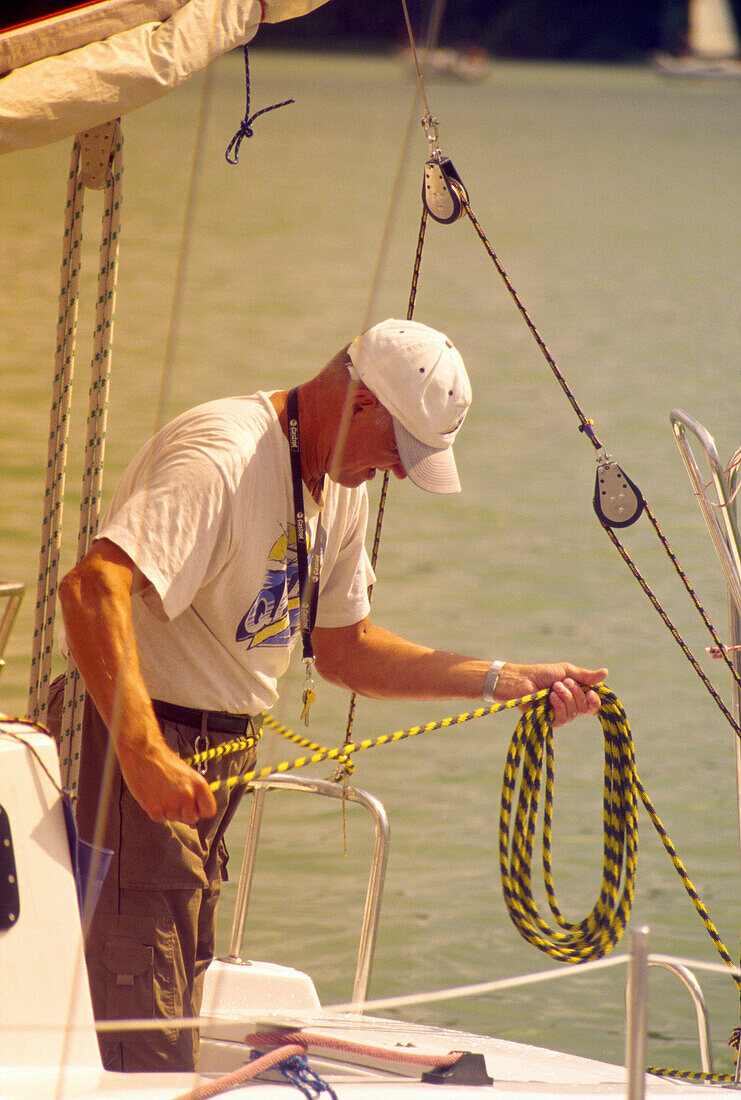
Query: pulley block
593 458 645 528
423 157 468 224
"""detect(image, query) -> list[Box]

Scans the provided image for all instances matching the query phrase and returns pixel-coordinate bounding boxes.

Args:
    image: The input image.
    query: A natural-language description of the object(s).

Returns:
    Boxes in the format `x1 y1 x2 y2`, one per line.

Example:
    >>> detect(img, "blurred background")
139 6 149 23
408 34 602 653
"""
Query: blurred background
7 0 741 61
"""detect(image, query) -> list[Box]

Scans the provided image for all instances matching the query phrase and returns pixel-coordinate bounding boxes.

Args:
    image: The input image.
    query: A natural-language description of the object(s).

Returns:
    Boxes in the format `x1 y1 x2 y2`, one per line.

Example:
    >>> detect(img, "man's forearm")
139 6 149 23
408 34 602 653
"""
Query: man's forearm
312 616 607 728
58 540 218 823
58 545 160 756
313 618 490 700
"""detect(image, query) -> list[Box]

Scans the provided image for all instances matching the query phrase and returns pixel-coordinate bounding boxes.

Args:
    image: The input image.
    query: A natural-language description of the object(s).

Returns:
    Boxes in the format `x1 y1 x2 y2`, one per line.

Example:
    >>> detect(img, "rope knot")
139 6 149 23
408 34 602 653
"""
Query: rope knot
225 46 294 165
278 1052 338 1098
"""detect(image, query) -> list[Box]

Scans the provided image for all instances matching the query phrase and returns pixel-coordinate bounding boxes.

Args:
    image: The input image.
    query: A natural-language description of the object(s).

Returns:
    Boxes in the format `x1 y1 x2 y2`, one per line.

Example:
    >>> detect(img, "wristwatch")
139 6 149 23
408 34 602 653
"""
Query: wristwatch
482 660 506 703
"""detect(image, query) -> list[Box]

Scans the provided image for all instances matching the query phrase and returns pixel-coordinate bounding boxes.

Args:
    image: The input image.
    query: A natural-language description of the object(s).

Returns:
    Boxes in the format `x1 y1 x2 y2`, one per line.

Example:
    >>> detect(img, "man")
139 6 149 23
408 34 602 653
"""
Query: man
53 318 606 1071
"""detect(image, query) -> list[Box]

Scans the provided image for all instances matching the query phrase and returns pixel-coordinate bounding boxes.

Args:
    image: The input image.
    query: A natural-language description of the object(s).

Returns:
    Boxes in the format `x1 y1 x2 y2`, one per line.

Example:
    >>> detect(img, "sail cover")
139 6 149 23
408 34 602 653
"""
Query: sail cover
0 0 329 153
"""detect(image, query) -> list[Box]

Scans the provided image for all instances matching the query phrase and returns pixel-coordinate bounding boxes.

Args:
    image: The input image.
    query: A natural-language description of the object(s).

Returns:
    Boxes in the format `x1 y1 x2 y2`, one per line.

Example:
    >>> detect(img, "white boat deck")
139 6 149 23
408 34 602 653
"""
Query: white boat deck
0 721 732 1100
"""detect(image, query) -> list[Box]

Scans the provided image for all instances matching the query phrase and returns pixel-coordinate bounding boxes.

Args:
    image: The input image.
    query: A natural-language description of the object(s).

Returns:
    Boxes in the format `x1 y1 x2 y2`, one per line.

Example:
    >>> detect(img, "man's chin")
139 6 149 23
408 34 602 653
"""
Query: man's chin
330 470 373 489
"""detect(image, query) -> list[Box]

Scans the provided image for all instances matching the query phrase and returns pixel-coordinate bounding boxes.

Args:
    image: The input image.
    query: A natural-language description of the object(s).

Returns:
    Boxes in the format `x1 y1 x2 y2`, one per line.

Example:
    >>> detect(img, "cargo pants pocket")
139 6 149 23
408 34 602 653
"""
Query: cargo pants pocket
97 923 194 1072
103 936 155 1024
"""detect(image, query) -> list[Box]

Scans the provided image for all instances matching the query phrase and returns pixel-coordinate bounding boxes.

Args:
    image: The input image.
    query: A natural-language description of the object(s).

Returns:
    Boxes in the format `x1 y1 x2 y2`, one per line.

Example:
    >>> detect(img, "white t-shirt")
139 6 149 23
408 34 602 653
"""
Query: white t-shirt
98 392 374 713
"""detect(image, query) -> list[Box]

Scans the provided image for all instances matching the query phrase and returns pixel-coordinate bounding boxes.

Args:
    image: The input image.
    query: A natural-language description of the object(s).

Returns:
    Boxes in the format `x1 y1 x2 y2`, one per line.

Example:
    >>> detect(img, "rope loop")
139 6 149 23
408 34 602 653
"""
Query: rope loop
225 45 294 165
500 683 638 963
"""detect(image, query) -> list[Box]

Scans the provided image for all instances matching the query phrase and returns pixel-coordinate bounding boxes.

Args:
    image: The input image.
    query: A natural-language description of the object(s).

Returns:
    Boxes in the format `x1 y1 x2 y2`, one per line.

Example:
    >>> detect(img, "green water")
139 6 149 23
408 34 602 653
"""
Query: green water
2 49 741 1073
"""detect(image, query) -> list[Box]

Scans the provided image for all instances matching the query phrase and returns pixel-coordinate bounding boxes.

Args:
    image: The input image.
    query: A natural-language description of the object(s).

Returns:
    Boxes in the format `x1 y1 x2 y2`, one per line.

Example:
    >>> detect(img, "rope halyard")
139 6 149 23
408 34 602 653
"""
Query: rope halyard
28 123 124 800
452 182 741 743
483 199 740 719
61 124 124 796
27 141 85 725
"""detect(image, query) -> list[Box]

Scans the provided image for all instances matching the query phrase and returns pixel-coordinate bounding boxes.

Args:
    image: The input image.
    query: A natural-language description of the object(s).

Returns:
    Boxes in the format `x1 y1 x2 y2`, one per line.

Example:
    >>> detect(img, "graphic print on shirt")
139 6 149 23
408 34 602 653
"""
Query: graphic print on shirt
235 522 324 650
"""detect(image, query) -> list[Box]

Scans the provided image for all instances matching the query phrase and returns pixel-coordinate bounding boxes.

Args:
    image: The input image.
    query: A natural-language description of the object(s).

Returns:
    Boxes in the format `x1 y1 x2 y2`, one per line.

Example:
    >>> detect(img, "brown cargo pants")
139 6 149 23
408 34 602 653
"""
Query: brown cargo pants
47 677 257 1072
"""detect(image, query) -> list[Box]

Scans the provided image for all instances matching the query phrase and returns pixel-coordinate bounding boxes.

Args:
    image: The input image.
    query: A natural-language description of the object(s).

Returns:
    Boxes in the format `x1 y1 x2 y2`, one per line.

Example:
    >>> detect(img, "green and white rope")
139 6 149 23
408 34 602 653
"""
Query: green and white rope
25 124 123 797
27 141 85 724
60 126 124 794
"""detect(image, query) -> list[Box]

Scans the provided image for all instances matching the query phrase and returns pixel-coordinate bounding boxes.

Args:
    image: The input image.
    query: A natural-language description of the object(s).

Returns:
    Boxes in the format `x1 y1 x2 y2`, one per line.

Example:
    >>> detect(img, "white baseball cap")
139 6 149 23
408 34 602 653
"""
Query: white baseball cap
347 319 471 494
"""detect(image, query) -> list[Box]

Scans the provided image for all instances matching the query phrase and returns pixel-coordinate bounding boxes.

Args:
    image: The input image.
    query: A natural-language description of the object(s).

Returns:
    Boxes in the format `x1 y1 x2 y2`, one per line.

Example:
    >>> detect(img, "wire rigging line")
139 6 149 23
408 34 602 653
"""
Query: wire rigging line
354 85 741 742
455 188 741 734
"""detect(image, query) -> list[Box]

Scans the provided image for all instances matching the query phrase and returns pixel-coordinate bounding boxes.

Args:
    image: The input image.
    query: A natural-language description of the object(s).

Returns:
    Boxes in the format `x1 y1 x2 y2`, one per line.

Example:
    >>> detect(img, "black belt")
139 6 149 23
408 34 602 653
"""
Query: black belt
151 699 254 736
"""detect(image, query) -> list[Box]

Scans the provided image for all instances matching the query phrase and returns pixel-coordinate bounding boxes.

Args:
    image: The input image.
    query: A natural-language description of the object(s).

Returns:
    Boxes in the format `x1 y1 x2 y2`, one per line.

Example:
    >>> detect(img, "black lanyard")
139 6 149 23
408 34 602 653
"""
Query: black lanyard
286 388 321 665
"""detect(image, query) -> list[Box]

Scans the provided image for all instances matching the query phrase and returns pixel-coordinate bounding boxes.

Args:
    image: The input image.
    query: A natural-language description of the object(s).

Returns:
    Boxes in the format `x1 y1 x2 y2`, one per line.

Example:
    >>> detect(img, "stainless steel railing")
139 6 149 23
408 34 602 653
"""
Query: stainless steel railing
0 581 24 678
225 773 390 1008
671 409 741 1087
671 410 741 615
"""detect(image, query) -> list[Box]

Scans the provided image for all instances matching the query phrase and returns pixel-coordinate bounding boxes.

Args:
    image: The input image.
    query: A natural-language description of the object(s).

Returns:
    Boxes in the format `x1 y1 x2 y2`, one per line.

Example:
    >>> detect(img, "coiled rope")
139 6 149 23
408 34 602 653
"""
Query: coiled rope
190 685 741 1079
194 685 738 987
501 684 739 980
500 684 637 962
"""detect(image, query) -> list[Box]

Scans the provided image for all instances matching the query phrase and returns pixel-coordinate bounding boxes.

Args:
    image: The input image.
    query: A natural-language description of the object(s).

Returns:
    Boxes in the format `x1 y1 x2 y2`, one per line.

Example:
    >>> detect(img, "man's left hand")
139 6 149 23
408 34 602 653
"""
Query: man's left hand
502 662 608 728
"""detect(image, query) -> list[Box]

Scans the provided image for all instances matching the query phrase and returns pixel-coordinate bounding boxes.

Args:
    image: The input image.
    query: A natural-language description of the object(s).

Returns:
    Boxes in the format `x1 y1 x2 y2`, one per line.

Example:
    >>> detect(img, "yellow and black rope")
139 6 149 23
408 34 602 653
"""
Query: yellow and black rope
185 732 260 770
198 690 550 794
500 684 739 982
500 684 637 963
190 686 741 1080
192 685 737 987
645 1065 737 1086
501 682 741 1083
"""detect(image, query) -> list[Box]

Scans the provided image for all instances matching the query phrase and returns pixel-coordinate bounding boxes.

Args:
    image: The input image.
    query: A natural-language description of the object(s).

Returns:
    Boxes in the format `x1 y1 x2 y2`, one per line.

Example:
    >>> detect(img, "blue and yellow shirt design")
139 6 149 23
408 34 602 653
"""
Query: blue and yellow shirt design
235 523 324 650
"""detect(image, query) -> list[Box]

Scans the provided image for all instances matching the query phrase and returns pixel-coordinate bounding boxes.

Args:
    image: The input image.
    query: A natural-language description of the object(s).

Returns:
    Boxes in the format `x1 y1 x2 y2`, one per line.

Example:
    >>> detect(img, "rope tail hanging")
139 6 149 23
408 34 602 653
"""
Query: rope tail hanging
225 46 294 165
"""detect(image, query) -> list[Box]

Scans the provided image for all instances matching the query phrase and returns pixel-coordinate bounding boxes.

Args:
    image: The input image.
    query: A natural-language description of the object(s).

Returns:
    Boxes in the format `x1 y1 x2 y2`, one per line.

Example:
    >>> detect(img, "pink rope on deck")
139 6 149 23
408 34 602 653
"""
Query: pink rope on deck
245 1029 462 1068
170 1042 305 1100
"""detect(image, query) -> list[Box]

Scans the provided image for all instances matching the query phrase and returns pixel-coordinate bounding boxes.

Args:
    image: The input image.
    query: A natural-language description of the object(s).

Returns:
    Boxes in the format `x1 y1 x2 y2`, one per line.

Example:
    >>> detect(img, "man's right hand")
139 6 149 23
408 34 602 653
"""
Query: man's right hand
118 737 217 825
59 539 218 826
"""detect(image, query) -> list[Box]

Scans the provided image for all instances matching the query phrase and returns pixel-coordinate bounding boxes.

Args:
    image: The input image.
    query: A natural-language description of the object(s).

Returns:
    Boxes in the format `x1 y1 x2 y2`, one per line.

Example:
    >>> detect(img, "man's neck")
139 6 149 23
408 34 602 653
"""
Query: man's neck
270 386 329 503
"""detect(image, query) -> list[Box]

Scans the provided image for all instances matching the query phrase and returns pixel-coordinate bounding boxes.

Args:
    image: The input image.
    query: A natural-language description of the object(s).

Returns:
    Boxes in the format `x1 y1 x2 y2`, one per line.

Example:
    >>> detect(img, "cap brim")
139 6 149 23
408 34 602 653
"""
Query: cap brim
393 418 461 494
